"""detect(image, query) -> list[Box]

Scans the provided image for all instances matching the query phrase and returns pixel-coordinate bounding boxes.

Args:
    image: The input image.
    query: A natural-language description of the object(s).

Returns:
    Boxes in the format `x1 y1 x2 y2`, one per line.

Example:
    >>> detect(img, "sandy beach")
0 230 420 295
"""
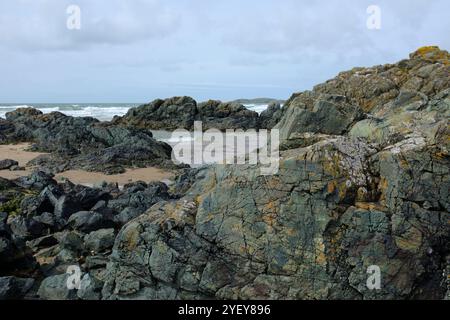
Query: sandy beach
54 168 174 187
0 143 174 186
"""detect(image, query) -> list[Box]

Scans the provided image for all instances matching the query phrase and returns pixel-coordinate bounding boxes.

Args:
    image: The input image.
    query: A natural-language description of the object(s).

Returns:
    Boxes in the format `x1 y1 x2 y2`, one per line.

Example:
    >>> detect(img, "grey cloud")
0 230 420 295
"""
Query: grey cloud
0 0 182 51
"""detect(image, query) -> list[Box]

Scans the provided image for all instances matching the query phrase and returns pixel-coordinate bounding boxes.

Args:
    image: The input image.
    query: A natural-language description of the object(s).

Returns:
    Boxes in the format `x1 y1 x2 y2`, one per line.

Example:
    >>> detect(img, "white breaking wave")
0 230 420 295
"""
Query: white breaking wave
244 104 269 114
0 103 270 121
0 104 135 121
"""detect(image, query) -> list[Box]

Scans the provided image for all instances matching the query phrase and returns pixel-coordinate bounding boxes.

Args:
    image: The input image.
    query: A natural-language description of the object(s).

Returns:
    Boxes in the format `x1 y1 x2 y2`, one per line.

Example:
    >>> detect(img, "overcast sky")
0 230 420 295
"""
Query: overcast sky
0 0 448 103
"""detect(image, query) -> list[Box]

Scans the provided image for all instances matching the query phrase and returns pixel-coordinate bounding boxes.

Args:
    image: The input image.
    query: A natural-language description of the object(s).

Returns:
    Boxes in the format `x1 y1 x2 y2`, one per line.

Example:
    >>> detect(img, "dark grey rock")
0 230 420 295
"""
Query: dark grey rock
84 255 109 270
107 181 170 219
4 109 174 174
77 273 104 300
67 211 114 233
259 102 283 129
14 171 57 191
26 234 58 251
58 231 84 252
32 212 56 230
84 228 116 253
0 159 18 170
9 165 25 171
113 207 141 226
115 96 260 131
0 276 34 300
37 274 77 300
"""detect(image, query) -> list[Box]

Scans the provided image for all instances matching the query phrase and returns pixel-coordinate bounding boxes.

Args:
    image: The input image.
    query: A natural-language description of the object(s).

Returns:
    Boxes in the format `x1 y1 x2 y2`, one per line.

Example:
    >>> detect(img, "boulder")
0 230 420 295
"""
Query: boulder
115 97 260 131
276 93 364 141
14 171 57 191
197 100 259 130
26 235 58 252
0 159 19 170
67 211 114 233
37 274 77 300
0 118 15 143
114 96 198 130
0 276 34 300
84 229 116 253
107 181 170 219
77 273 104 300
57 231 84 253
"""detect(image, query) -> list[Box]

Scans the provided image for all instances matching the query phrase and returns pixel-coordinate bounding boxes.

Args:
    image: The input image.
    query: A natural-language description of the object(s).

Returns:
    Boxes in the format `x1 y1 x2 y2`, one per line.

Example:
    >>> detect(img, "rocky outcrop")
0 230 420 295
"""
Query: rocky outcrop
100 47 449 300
0 276 34 300
276 46 450 149
196 100 260 130
0 118 15 144
1 110 174 174
113 97 269 131
101 134 449 300
0 171 176 299
0 159 19 170
258 102 284 129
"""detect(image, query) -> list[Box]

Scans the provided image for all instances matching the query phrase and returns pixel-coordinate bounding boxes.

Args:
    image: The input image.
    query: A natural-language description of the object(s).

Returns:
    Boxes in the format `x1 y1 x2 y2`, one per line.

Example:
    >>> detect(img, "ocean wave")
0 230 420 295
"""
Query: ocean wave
0 104 135 121
244 104 269 114
58 105 84 111
1 103 269 121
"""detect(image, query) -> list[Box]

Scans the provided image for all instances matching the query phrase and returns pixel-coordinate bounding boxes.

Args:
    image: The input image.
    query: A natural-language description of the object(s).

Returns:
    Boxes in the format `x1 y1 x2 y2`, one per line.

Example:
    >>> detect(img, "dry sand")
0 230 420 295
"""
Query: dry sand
0 143 46 179
54 168 174 187
0 143 174 186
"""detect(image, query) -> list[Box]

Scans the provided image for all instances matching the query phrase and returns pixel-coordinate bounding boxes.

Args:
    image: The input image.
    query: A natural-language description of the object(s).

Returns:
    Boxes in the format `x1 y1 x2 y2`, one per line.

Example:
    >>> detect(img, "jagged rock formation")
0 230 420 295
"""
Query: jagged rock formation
113 97 278 130
0 171 176 299
259 102 284 129
101 47 449 300
276 46 450 149
1 109 174 174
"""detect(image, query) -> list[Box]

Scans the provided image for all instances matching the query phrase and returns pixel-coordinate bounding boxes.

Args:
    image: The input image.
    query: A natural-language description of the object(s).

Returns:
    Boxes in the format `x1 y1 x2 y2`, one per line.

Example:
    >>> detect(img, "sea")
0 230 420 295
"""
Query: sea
0 103 269 122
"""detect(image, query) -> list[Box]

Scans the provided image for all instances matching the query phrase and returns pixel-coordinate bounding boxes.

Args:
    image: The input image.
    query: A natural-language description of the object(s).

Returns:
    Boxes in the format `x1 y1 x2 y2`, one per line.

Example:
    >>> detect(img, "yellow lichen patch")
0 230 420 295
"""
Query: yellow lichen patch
123 225 141 251
286 228 297 237
314 238 327 266
434 151 449 160
355 202 388 212
194 195 203 206
322 154 343 178
325 179 349 202
266 177 282 190
326 181 336 194
412 46 450 65
262 213 277 227
395 226 423 253
263 201 278 215
378 177 389 201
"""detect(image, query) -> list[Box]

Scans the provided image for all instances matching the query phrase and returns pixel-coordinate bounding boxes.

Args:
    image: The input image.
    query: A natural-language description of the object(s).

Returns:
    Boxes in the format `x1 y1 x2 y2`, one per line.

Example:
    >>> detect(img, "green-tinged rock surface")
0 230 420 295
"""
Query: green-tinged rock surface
101 47 450 300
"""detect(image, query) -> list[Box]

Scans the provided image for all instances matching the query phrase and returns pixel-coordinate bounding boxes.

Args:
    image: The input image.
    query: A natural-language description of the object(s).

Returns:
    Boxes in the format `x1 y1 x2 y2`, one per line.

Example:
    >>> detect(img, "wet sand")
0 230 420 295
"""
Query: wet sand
0 143 174 186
